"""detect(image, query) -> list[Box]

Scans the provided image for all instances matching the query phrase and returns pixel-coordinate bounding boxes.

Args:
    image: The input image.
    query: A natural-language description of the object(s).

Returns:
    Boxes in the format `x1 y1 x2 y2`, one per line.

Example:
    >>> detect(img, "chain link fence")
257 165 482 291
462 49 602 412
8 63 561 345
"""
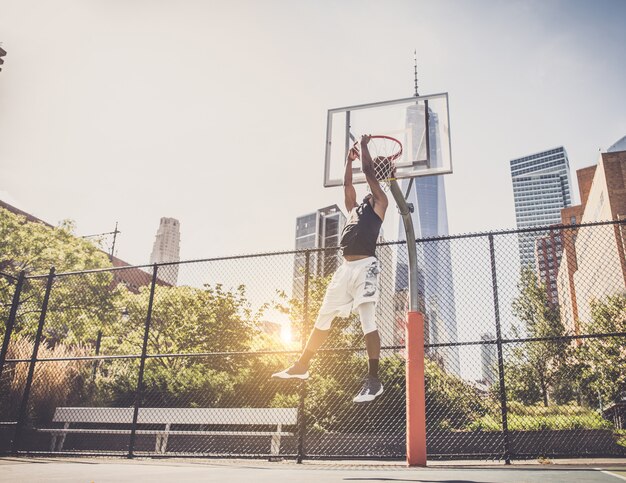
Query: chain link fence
1 221 625 461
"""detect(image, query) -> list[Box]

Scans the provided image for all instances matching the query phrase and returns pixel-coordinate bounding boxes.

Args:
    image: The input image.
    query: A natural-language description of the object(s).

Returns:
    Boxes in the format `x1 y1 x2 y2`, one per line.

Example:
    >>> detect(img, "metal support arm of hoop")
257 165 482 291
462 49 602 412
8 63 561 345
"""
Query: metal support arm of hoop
389 180 418 311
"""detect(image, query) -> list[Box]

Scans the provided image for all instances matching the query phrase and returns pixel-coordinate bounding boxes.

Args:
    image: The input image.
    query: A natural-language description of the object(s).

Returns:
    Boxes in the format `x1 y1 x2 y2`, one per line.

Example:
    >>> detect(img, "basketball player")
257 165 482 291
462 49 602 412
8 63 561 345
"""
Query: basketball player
272 135 391 403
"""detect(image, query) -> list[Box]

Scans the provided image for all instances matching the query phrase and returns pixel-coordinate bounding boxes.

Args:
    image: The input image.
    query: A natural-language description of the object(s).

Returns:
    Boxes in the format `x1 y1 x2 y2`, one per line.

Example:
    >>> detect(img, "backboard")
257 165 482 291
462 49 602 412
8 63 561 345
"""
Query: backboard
324 93 452 187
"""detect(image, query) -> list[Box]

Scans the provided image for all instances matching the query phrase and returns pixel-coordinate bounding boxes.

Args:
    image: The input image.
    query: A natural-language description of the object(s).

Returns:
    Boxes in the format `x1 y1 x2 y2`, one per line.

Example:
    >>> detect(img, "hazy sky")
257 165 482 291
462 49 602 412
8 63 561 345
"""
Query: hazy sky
1 0 625 266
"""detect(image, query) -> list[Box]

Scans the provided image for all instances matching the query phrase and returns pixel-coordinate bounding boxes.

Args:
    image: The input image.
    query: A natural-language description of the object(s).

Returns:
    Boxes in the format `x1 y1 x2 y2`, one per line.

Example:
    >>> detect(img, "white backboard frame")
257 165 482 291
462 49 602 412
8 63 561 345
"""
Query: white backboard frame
324 93 452 187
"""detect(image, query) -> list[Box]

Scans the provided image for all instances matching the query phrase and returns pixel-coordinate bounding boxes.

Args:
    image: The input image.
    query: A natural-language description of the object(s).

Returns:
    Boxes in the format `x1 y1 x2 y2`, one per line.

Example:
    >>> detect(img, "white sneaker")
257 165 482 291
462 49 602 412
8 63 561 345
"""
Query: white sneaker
271 362 310 380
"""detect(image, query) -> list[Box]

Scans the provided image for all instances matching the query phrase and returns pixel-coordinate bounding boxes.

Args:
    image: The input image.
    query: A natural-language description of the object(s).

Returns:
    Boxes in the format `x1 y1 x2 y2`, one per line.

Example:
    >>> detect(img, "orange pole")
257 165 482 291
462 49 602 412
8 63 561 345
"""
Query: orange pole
406 310 427 466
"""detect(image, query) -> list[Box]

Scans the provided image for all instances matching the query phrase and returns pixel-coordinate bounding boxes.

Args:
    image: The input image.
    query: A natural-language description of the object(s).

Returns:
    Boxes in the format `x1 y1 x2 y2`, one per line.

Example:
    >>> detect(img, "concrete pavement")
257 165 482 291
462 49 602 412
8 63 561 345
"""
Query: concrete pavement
1 457 625 483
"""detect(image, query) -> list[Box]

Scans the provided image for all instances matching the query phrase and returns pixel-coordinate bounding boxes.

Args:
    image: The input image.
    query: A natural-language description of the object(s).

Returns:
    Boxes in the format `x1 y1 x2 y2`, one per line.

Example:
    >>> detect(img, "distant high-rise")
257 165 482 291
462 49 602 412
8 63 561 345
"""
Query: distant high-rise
149 217 181 285
293 205 346 301
0 45 6 73
510 147 573 267
480 333 497 386
395 103 460 375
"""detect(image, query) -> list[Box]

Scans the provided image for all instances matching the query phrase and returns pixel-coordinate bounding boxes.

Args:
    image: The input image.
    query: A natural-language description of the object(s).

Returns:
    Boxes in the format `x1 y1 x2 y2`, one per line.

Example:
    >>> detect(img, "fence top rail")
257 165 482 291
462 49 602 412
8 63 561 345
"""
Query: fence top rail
23 218 625 279
413 218 625 244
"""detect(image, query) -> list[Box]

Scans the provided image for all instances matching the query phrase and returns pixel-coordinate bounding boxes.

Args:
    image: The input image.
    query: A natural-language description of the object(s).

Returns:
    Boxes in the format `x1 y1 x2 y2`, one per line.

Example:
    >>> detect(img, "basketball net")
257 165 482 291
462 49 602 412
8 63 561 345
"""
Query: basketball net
364 135 402 192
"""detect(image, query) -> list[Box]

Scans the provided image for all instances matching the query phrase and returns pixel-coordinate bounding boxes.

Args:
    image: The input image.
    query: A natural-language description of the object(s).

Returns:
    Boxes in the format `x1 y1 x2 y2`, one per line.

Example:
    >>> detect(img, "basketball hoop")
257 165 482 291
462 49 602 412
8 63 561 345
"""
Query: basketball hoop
366 135 402 190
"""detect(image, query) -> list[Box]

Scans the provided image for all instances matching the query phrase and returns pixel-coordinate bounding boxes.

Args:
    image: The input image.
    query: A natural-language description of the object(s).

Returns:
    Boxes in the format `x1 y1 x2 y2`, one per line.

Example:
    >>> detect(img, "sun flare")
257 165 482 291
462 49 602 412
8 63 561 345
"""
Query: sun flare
280 322 292 344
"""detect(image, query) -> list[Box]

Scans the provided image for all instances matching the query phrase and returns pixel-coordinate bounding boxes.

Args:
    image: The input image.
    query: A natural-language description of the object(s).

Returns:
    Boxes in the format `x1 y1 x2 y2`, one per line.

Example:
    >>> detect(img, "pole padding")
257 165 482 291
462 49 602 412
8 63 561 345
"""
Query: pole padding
406 310 427 467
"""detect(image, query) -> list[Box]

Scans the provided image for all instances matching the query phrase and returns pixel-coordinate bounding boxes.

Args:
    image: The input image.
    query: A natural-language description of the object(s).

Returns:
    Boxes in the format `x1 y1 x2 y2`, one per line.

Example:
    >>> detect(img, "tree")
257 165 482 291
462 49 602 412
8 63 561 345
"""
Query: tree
94 283 266 408
112 283 259 357
510 268 569 406
580 294 626 406
0 207 115 344
0 207 111 276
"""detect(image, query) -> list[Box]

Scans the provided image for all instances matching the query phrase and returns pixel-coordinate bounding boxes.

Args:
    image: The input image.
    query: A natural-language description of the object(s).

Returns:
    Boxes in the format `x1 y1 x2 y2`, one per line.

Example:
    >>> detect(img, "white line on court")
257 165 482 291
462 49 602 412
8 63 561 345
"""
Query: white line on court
597 469 626 481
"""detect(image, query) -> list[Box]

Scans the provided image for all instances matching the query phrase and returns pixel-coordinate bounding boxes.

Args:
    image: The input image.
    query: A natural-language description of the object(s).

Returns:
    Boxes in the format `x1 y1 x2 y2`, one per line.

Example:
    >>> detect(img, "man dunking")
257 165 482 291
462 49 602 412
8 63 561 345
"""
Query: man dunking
272 135 391 403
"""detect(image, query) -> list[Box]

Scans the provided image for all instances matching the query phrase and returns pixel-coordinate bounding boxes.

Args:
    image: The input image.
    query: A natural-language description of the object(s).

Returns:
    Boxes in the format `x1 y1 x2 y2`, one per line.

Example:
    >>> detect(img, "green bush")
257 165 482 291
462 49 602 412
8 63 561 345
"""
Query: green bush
425 358 489 430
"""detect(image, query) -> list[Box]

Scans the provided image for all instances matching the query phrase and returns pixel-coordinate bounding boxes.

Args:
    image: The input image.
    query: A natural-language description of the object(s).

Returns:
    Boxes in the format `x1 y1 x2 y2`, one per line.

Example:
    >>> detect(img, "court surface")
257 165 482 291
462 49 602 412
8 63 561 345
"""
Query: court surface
1 457 626 483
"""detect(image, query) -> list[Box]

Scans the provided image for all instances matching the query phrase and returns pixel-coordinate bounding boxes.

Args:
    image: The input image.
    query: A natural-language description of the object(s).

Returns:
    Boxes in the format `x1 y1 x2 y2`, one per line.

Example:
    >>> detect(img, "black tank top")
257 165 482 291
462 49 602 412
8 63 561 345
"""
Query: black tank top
340 201 382 257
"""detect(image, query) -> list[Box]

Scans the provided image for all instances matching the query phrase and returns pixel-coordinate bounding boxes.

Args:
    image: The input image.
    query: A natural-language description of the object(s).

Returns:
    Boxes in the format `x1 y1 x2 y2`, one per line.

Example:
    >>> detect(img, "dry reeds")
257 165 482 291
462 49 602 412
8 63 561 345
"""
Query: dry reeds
0 336 90 423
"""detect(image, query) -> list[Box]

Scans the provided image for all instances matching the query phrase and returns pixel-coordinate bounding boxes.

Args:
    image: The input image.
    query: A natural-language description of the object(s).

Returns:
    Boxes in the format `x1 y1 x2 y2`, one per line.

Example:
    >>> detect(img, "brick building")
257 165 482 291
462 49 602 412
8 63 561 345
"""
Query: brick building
557 139 626 334
534 229 563 306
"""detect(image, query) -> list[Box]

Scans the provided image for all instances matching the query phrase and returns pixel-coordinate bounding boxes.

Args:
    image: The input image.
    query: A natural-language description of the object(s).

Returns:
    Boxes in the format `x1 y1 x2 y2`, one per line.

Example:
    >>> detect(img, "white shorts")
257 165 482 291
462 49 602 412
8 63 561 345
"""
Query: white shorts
314 257 380 332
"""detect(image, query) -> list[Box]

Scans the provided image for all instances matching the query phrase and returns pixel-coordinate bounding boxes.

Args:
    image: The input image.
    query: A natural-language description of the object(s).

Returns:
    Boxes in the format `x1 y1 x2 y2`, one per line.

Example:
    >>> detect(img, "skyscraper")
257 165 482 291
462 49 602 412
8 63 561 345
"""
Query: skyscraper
510 147 573 267
395 103 460 375
149 217 181 285
480 333 497 386
293 205 346 302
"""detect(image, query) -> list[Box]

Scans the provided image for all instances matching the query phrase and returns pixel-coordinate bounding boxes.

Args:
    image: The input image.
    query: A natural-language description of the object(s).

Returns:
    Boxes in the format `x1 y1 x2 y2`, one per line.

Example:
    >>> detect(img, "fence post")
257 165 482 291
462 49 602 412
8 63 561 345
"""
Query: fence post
488 234 511 465
12 267 55 454
0 271 26 382
128 264 158 458
296 250 311 464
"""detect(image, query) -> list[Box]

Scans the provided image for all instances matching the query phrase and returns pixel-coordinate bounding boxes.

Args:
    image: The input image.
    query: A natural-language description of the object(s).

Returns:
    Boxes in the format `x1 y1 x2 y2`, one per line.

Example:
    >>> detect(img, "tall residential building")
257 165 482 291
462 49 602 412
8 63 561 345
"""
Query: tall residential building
557 139 626 334
395 103 460 375
149 217 181 286
293 205 346 302
510 147 573 267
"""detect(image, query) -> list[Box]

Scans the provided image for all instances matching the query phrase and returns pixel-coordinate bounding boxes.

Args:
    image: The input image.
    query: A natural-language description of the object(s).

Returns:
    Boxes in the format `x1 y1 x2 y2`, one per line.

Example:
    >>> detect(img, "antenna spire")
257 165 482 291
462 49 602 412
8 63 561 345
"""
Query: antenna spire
413 49 419 97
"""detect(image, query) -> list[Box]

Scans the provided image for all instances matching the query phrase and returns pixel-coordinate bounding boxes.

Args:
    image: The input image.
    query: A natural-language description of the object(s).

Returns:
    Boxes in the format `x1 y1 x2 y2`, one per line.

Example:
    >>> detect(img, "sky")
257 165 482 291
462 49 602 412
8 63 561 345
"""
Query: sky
1 0 626 266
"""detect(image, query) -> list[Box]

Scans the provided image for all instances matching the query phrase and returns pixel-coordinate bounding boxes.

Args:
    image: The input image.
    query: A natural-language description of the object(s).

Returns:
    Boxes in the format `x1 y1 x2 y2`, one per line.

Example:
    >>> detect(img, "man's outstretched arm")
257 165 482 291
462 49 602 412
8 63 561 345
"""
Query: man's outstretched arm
344 143 358 212
360 136 388 220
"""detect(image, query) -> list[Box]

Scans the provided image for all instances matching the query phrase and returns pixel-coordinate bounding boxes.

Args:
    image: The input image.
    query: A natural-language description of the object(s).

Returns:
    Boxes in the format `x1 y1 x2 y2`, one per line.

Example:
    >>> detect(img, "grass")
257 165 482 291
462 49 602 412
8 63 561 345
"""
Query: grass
466 403 614 431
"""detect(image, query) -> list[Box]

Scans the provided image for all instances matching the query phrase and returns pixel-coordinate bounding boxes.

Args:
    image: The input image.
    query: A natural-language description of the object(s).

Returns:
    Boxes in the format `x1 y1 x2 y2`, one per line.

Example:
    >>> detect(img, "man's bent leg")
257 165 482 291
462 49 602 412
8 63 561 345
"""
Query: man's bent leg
359 302 380 376
272 313 334 380
302 328 331 362
354 302 383 402
365 330 380 377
